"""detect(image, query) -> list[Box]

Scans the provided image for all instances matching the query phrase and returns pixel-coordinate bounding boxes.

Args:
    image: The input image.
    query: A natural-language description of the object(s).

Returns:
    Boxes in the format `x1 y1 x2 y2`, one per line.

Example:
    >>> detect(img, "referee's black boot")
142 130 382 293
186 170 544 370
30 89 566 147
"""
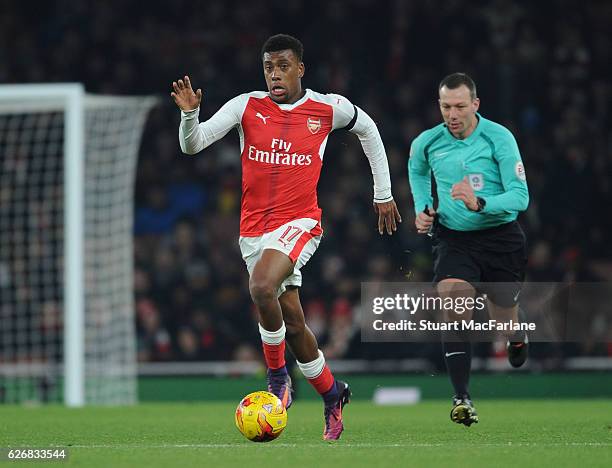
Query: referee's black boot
450 395 479 426
507 333 529 368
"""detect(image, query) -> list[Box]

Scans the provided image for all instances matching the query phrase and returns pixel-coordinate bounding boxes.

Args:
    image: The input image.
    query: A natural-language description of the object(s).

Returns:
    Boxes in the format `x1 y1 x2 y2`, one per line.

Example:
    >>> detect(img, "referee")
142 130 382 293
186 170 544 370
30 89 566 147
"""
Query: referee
408 73 529 427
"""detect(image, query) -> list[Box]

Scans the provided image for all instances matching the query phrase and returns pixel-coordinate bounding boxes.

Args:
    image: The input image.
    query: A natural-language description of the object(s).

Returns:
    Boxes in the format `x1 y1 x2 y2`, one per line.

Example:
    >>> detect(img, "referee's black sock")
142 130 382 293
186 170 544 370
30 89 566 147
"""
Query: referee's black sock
442 331 472 399
509 307 527 344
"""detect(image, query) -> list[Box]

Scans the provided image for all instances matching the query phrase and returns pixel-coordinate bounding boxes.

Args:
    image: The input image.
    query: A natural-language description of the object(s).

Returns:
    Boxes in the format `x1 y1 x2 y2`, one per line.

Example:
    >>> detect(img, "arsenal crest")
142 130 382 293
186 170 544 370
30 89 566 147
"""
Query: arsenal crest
307 117 321 134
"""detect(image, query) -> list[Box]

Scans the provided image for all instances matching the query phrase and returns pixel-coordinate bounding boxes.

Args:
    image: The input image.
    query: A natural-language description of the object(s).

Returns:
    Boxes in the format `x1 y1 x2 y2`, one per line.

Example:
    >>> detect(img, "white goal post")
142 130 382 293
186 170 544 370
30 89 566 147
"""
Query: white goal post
0 84 157 406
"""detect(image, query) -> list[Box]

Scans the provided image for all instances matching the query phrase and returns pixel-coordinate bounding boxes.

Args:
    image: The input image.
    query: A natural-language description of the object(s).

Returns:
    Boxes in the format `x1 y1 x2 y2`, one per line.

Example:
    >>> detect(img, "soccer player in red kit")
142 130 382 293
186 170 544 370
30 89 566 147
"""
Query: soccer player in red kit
171 34 401 440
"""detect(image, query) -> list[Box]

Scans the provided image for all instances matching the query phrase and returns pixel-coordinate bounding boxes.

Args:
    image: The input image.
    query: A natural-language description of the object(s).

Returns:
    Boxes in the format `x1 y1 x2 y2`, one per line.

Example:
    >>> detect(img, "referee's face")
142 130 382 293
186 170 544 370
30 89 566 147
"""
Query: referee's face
439 85 480 139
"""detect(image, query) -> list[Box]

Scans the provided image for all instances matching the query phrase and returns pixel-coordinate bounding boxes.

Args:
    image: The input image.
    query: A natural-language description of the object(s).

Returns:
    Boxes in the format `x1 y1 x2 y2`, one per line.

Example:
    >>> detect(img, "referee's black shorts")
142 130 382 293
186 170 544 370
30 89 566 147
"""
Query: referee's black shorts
432 220 527 308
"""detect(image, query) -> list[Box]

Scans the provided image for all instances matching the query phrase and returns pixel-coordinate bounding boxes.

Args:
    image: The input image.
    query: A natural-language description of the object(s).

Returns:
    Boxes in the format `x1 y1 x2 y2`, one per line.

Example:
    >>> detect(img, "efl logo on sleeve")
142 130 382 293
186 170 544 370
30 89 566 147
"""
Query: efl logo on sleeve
468 174 484 191
515 162 526 181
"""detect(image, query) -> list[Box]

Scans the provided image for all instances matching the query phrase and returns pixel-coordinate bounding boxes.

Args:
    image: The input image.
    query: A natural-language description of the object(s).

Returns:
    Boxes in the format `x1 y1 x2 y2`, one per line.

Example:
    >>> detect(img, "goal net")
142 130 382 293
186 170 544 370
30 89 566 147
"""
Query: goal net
0 84 156 405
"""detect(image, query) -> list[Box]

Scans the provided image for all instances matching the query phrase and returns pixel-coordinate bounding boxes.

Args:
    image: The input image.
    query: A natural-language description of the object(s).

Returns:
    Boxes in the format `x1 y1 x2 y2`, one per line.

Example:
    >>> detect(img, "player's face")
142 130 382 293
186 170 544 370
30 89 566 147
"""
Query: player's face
439 85 480 139
263 50 305 104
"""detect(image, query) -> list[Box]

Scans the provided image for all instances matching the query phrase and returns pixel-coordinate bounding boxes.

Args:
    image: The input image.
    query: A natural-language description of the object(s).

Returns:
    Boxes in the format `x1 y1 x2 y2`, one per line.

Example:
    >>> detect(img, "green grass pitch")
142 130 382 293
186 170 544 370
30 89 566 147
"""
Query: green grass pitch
1 400 611 467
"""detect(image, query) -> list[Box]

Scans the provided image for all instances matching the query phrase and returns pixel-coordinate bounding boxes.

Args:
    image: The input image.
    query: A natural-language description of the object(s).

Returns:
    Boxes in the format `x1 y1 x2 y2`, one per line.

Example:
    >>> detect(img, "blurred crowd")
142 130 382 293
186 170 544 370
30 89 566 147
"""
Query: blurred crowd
3 0 611 365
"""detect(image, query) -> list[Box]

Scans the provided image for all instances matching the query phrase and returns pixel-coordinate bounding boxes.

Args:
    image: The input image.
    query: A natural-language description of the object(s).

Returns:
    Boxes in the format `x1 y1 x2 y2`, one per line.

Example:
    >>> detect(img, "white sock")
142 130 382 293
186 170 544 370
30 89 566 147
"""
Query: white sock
258 322 286 345
297 349 325 379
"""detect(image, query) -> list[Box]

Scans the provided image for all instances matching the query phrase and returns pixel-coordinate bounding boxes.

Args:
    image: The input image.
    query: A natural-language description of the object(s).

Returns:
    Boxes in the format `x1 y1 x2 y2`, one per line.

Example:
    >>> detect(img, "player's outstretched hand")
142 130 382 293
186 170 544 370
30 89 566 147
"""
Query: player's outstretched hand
374 200 402 235
171 75 202 112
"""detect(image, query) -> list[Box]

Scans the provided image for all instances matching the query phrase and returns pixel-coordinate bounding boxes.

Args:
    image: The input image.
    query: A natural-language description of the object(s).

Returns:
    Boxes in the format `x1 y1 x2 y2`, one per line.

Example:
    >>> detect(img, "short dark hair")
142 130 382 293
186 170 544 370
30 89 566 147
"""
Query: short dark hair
261 34 304 62
439 73 477 100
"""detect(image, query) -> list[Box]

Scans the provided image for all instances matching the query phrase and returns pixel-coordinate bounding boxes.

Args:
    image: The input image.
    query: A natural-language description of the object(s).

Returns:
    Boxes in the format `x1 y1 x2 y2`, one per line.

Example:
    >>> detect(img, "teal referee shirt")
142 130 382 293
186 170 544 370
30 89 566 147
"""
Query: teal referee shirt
408 113 529 231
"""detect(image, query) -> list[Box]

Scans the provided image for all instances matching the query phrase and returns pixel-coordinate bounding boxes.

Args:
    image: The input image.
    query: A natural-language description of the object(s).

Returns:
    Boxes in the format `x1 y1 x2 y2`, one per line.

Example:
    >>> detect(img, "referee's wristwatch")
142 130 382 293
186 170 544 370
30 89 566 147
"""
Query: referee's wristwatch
475 197 486 212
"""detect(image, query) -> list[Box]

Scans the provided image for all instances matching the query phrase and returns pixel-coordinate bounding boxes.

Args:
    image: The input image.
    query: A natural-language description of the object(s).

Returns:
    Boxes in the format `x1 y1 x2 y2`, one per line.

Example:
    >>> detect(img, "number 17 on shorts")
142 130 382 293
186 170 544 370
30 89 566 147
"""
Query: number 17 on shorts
267 218 322 265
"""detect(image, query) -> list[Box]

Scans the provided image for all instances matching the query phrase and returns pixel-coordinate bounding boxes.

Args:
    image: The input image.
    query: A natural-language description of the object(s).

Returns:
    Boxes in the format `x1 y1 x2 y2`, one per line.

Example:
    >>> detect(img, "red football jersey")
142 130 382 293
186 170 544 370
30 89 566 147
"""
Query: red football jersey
239 92 336 235
179 89 392 236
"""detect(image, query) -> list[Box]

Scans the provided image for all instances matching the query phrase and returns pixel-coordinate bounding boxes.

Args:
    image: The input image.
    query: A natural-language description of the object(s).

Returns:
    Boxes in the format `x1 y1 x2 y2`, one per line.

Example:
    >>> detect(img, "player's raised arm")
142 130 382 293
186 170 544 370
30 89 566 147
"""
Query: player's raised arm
172 76 246 155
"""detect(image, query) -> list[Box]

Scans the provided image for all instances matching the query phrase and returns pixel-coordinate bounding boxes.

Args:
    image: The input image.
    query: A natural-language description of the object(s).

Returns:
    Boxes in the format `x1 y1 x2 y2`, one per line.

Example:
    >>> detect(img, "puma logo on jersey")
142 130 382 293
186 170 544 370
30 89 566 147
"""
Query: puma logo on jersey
256 112 270 124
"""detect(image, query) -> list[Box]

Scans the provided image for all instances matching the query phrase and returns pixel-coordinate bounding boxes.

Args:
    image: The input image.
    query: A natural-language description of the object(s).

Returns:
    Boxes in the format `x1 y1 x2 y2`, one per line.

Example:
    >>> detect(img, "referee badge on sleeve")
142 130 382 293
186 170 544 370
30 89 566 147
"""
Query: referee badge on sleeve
468 174 484 191
515 162 526 181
